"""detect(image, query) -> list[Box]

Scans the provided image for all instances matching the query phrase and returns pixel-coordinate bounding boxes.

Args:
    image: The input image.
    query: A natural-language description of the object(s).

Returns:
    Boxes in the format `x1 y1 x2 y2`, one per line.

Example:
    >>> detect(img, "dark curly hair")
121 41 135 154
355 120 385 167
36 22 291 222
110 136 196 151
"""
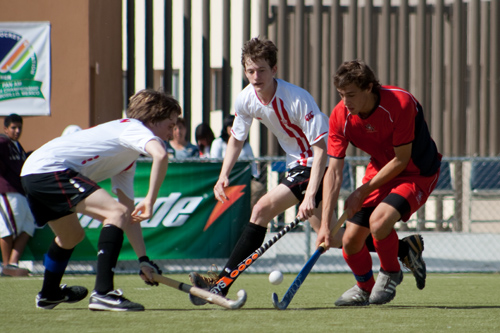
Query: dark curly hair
334 60 381 94
241 37 278 69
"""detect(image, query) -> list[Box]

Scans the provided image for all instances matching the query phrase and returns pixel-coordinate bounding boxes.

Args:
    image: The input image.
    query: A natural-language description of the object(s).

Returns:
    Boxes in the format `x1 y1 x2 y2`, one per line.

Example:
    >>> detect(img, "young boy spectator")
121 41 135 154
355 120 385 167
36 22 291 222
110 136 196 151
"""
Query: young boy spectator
0 114 35 277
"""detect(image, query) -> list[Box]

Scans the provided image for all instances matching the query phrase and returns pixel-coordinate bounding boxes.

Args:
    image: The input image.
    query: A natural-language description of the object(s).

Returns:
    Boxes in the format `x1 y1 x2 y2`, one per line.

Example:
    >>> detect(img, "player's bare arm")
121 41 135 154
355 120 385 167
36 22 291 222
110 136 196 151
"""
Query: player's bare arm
214 135 245 203
316 157 344 248
132 139 168 223
345 142 412 215
297 139 327 221
117 189 157 284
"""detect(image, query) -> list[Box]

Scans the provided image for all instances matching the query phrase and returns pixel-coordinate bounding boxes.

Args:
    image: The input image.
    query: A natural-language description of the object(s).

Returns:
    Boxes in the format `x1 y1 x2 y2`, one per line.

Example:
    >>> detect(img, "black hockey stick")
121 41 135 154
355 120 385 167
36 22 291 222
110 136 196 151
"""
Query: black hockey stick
272 211 348 310
207 217 302 296
153 273 247 309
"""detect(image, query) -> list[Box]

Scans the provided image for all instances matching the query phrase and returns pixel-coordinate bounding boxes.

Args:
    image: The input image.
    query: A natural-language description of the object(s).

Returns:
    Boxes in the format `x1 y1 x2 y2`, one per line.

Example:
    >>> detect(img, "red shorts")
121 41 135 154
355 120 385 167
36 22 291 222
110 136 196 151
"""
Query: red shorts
362 165 440 221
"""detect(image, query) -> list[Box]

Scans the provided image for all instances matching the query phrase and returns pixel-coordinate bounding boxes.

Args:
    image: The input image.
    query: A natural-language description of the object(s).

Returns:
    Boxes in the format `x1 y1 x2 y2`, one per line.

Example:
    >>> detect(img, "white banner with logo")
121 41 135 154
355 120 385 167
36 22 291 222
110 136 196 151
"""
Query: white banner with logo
0 22 51 116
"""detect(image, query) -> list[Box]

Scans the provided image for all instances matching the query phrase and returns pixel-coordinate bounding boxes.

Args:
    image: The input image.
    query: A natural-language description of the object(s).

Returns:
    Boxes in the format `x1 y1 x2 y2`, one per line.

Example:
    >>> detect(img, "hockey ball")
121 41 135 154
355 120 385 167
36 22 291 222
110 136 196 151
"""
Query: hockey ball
269 270 284 285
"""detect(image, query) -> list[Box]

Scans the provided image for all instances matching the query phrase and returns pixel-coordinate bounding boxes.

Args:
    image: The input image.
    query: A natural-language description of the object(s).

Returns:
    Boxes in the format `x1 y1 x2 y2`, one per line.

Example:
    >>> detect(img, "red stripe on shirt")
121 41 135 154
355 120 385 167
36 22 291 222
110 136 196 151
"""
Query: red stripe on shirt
313 132 328 142
123 162 135 172
272 98 311 166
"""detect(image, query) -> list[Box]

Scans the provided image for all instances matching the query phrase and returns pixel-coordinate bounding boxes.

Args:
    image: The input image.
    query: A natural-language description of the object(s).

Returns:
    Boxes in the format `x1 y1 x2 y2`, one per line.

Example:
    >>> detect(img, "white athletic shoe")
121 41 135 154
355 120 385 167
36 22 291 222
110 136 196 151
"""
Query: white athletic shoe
334 285 370 306
369 269 403 305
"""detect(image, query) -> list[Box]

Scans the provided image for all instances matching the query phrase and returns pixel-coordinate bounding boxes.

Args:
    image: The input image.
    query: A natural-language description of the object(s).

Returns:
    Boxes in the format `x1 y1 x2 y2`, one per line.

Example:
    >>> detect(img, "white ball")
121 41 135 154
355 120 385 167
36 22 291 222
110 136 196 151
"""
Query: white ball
269 270 284 285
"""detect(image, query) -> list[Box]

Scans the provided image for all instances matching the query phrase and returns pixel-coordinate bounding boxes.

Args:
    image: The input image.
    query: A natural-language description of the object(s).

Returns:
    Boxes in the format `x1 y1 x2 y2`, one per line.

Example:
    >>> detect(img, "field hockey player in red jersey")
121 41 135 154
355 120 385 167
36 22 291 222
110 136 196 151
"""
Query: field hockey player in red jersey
318 60 441 306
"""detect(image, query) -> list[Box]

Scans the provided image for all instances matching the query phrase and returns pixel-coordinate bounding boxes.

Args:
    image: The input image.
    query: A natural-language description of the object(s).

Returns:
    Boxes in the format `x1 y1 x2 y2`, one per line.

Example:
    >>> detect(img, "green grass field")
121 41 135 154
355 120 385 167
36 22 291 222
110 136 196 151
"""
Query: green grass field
1 272 499 332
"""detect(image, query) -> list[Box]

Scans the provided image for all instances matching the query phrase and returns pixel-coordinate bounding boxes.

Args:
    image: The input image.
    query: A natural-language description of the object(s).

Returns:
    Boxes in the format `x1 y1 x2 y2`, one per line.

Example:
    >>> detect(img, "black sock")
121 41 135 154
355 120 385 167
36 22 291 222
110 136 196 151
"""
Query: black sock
220 223 267 281
94 224 124 294
41 240 74 298
365 234 375 252
365 234 408 261
397 239 409 260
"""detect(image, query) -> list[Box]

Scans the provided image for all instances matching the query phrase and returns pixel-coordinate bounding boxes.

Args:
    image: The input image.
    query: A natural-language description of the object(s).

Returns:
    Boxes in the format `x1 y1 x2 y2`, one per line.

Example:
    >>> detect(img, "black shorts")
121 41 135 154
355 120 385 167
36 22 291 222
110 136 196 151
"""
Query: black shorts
21 169 100 227
348 193 411 228
280 165 325 207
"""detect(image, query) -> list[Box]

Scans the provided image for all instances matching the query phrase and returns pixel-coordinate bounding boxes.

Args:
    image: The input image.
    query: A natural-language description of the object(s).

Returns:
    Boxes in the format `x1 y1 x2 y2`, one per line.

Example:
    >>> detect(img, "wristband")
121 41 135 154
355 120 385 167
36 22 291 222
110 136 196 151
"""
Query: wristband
138 256 149 263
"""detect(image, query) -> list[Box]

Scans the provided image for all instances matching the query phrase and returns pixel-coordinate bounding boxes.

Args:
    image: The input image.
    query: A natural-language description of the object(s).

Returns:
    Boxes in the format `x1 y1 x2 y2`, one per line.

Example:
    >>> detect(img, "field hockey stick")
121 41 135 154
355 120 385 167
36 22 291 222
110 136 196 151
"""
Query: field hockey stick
153 273 247 309
272 211 348 310
207 217 302 296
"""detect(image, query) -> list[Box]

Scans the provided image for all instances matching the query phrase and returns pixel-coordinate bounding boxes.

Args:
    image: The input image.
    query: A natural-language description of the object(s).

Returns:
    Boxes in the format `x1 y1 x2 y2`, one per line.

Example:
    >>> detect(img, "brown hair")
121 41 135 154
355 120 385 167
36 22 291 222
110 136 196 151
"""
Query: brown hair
126 89 181 124
334 60 381 93
175 117 186 128
241 37 278 69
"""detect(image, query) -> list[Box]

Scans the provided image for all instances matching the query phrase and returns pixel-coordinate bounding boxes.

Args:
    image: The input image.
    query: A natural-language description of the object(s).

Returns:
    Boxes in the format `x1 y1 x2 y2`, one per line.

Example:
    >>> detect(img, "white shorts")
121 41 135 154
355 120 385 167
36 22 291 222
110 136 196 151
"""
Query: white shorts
0 192 36 238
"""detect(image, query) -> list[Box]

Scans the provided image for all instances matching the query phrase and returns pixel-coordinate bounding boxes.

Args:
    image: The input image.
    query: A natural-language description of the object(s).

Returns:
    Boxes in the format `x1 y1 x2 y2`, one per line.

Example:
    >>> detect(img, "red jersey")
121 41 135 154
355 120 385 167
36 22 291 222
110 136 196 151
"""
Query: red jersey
328 86 440 177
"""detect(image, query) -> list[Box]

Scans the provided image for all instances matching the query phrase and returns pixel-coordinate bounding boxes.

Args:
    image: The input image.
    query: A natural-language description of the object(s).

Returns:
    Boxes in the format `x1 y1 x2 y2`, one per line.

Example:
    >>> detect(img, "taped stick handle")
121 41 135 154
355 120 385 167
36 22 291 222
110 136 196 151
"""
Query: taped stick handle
323 211 348 249
332 211 348 236
260 217 302 252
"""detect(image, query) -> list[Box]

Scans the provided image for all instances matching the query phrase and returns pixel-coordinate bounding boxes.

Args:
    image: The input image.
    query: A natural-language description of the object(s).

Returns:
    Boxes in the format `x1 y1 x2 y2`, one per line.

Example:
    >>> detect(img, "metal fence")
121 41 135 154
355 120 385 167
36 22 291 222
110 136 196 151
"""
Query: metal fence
132 0 500 158
20 156 500 275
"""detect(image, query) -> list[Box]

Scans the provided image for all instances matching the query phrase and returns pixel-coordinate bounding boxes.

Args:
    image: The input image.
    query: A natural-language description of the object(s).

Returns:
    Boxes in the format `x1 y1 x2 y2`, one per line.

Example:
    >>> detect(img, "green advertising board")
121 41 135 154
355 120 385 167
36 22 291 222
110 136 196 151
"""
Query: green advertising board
22 161 252 261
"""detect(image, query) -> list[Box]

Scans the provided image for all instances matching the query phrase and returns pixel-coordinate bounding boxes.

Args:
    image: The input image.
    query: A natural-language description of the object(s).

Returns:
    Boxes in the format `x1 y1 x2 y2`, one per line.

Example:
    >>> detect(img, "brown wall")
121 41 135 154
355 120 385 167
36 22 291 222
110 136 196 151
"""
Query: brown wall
0 0 122 152
89 0 123 126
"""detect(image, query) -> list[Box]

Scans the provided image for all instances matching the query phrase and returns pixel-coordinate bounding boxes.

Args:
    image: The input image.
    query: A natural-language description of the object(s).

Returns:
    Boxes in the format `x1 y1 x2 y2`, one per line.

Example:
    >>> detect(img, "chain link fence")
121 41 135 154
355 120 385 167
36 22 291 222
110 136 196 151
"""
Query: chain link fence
20 157 500 275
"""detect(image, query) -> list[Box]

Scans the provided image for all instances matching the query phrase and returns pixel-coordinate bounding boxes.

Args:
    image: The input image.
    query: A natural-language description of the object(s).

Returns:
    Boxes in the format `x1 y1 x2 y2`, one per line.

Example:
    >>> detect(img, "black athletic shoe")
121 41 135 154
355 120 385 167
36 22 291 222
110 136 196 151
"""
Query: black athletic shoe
401 234 426 290
88 289 144 311
36 284 89 309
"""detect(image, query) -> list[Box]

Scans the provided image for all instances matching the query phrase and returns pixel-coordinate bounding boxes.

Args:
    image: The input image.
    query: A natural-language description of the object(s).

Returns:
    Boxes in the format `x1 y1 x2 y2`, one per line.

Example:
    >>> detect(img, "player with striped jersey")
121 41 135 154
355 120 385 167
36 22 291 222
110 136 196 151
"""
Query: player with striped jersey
188 37 331 302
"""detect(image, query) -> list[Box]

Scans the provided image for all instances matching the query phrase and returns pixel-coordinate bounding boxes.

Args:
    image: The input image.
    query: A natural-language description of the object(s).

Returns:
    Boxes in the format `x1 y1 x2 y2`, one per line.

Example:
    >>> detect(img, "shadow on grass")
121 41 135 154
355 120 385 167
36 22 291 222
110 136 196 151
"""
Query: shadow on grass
45 304 500 312
390 305 500 310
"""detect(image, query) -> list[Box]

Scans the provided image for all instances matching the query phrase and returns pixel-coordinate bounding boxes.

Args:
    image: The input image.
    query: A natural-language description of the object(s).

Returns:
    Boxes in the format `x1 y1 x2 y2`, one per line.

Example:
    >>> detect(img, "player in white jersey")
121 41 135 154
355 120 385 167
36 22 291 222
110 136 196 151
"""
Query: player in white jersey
188 37 334 303
20 89 181 311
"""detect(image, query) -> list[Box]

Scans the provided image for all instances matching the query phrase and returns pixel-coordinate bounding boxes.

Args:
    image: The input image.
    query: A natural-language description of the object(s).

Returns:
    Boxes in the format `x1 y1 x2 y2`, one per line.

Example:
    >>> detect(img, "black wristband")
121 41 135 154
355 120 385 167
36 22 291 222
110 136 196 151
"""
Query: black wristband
138 256 150 263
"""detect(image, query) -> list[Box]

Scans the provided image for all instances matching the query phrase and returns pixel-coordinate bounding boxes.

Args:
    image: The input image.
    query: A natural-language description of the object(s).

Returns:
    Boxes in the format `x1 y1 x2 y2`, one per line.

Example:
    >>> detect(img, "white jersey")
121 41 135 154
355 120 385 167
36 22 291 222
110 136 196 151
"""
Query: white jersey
232 78 329 169
21 119 163 199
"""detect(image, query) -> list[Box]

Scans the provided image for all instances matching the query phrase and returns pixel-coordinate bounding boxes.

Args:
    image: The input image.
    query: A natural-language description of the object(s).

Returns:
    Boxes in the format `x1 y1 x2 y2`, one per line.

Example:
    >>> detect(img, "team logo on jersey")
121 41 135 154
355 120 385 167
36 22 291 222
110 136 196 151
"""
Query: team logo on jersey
365 124 376 132
416 190 424 205
305 110 314 121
